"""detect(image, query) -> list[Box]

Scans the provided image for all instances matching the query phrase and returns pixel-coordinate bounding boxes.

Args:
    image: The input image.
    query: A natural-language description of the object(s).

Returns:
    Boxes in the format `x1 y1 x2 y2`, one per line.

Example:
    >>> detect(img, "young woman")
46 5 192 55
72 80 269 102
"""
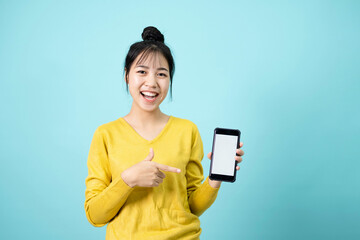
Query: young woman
85 26 245 240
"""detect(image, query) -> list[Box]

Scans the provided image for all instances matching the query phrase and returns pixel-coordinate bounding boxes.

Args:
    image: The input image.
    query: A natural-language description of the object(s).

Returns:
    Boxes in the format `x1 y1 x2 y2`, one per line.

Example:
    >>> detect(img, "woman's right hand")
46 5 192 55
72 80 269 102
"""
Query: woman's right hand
121 148 181 188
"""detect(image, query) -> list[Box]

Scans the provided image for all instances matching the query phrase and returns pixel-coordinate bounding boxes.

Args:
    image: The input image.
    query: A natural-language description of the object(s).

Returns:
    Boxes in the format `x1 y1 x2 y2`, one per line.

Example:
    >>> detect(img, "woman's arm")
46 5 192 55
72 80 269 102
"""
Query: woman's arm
84 127 134 227
186 124 221 217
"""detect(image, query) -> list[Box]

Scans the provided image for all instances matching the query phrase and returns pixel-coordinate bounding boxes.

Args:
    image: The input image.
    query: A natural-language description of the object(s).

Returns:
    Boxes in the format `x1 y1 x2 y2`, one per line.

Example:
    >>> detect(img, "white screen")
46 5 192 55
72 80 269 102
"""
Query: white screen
211 134 238 176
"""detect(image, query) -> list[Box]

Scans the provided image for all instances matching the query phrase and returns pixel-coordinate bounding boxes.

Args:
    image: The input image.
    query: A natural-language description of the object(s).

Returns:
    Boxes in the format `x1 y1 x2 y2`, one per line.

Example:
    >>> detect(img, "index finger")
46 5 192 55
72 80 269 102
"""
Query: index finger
154 162 181 173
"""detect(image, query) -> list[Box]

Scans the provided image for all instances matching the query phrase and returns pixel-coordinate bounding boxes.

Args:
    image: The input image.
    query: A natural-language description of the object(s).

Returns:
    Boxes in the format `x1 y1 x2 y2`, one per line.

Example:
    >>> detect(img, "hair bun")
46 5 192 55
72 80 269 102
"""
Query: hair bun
141 26 164 43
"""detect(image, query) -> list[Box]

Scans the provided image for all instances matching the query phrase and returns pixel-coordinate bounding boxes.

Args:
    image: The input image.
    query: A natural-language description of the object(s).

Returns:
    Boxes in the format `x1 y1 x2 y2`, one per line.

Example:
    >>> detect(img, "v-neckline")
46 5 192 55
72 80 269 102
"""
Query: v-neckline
119 115 173 144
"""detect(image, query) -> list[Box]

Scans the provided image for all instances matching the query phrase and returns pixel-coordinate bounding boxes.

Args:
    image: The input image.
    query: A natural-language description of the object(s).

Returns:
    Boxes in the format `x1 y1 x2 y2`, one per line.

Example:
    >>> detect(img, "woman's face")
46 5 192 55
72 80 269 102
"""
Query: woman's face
126 52 170 113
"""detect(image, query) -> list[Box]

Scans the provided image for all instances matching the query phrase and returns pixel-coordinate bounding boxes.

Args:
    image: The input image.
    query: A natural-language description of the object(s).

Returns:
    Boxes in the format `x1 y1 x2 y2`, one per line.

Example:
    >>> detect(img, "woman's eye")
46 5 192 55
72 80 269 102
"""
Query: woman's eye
138 70 146 74
158 73 167 77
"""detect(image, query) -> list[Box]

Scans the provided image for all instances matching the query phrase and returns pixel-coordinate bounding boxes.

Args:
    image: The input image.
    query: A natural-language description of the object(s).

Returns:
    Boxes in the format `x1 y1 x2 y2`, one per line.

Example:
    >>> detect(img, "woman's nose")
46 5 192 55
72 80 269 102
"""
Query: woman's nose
145 74 157 87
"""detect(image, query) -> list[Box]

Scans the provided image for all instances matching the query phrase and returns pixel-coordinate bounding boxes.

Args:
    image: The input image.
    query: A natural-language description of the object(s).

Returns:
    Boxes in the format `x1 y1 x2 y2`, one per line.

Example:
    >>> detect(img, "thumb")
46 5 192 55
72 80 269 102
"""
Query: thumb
207 152 212 160
144 148 154 161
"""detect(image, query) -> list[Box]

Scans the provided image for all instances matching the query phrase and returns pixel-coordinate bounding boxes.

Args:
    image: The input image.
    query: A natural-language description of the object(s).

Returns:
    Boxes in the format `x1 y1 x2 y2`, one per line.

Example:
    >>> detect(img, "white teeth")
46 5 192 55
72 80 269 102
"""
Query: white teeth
141 92 157 97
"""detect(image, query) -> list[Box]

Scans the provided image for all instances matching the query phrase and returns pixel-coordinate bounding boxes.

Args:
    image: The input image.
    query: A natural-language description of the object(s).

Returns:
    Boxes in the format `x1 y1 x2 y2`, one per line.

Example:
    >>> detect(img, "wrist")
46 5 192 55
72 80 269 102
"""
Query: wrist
121 170 136 188
208 177 222 188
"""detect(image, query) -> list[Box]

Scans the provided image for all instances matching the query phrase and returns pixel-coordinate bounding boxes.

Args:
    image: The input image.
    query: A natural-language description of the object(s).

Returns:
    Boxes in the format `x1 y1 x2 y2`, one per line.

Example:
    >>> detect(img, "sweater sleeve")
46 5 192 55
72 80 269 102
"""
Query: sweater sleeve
84 127 134 227
186 124 220 217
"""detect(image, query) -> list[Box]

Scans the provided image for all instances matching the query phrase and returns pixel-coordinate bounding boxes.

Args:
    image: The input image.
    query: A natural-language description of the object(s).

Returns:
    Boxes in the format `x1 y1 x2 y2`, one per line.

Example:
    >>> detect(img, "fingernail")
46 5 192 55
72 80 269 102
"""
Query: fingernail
177 169 181 173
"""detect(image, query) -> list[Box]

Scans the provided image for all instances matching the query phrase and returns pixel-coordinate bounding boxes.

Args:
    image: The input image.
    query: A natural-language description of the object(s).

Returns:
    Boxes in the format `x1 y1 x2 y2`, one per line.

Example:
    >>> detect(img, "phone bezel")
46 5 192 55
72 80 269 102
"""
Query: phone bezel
209 127 241 183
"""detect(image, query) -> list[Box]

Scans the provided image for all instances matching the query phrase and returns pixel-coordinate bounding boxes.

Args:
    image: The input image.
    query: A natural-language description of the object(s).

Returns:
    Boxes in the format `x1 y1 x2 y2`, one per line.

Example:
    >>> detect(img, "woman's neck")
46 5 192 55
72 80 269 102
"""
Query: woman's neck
124 103 168 128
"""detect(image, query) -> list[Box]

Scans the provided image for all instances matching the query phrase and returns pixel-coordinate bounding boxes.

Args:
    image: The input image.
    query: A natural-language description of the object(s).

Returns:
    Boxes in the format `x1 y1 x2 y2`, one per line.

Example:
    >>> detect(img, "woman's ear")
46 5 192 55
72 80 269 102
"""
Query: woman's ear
124 68 128 84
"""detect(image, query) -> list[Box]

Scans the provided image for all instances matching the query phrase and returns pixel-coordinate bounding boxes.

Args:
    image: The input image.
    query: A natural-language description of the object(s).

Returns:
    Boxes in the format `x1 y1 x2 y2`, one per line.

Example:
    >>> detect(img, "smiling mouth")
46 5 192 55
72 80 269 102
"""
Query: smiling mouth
140 91 159 102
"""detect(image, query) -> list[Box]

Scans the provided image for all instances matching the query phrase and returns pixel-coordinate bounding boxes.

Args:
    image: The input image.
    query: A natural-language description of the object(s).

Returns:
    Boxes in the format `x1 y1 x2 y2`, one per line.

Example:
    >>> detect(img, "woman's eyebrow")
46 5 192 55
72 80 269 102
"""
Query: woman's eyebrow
136 65 169 72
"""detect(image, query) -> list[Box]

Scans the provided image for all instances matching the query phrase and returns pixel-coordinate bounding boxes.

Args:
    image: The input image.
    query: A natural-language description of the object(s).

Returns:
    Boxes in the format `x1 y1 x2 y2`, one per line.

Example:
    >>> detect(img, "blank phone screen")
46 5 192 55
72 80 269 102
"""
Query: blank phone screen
211 134 238 176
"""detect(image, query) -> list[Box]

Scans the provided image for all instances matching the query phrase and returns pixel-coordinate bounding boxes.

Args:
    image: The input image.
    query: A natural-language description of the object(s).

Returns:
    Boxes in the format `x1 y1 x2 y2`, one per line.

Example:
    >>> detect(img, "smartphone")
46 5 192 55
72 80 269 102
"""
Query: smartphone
209 128 241 182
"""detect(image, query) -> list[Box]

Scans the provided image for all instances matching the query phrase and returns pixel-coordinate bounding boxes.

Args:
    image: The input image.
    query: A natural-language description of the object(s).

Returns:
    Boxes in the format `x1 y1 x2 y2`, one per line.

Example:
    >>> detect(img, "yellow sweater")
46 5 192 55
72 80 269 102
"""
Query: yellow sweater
85 116 220 239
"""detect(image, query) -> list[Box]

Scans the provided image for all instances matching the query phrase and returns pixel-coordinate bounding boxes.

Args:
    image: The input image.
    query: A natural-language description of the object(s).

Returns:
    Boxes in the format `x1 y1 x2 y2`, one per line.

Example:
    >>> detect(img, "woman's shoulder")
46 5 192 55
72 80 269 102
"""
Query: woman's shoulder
171 115 200 132
93 117 122 134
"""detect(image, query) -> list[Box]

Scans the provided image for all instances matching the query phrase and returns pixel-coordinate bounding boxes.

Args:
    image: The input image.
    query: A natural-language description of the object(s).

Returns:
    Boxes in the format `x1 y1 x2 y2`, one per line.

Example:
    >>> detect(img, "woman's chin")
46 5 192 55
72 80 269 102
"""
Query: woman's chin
137 102 160 112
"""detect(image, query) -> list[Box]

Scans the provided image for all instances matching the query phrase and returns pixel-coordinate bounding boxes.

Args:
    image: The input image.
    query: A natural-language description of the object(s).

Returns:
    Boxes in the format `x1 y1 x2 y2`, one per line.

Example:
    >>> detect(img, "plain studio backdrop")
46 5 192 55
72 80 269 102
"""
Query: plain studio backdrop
0 0 359 239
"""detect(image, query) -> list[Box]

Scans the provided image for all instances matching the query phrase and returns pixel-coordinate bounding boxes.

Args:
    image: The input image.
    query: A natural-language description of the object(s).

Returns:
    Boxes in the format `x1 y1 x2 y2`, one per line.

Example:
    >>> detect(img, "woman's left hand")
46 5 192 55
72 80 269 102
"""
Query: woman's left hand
207 142 245 188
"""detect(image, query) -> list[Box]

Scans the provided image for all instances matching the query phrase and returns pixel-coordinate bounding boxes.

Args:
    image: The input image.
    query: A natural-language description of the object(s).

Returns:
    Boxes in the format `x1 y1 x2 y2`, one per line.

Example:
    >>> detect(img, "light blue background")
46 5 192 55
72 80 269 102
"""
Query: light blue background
1 0 359 239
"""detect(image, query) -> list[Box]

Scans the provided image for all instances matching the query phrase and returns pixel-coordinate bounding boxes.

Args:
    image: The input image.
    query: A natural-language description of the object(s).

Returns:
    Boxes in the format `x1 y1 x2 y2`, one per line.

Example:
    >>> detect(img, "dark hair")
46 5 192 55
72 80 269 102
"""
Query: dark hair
124 26 175 100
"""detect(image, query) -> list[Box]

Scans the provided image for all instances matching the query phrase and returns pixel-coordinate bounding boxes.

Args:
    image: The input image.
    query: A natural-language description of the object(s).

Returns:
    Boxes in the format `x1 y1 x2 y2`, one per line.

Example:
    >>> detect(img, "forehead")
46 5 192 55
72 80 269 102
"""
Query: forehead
134 51 169 69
